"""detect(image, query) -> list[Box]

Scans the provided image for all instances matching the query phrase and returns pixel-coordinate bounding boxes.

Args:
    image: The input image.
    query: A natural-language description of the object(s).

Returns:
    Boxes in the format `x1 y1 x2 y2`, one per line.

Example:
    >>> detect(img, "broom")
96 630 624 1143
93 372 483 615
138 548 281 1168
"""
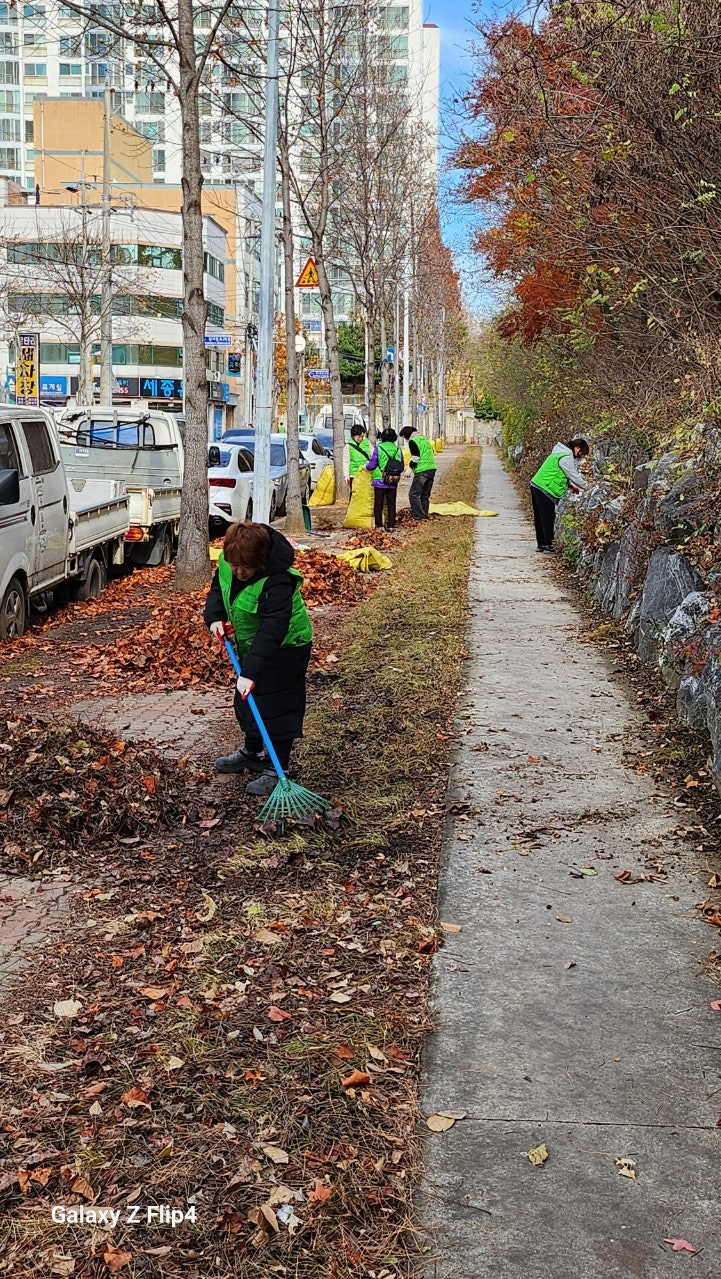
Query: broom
217 633 330 823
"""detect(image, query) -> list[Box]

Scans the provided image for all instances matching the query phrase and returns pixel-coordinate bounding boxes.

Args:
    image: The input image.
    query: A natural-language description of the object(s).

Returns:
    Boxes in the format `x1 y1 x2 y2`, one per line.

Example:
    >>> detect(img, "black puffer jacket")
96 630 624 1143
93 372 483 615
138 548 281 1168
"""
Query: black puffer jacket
204 527 312 742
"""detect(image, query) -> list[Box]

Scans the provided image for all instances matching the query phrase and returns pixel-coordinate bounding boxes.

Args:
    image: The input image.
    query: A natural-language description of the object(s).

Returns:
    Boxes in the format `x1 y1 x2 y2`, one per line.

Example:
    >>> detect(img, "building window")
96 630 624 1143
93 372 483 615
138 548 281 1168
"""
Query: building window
207 302 225 327
59 34 82 55
152 147 165 172
0 90 18 110
24 63 47 77
137 243 182 270
0 32 16 51
0 61 19 83
135 90 164 113
59 62 82 76
0 3 18 21
136 119 164 141
203 252 225 282
0 117 19 140
0 145 20 168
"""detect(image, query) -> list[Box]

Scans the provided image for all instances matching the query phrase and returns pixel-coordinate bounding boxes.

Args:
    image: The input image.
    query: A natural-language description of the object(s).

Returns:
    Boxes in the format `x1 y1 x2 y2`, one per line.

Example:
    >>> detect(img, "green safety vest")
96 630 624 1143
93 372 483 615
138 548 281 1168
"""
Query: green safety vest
348 437 371 477
531 451 569 500
372 441 403 482
411 434 437 474
218 553 312 658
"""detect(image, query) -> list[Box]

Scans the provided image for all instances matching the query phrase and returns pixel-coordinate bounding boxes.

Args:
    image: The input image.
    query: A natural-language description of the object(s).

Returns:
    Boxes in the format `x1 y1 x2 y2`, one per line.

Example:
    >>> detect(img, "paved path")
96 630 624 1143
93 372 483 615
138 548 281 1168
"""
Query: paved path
421 447 721 1279
0 876 72 990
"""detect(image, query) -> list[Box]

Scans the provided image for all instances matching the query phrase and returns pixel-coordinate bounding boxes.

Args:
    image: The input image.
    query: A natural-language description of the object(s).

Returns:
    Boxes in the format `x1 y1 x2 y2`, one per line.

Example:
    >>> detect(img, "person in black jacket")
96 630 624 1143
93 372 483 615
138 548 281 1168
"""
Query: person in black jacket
204 521 313 797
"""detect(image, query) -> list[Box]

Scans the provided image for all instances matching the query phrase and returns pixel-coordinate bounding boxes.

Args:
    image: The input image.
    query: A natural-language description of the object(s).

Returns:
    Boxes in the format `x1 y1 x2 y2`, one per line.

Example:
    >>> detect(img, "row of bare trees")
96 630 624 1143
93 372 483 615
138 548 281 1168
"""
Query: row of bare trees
8 0 448 587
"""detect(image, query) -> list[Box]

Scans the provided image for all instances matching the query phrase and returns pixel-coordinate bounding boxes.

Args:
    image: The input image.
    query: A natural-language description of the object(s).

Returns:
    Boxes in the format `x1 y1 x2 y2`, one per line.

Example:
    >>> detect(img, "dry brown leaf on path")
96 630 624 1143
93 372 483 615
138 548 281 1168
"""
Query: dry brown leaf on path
426 1114 456 1132
121 1087 151 1110
53 999 82 1019
253 927 282 945
528 1143 549 1167
262 1145 290 1165
440 922 463 934
267 1006 293 1022
556 916 572 924
710 1000 721 1012
614 1157 637 1180
307 1180 333 1205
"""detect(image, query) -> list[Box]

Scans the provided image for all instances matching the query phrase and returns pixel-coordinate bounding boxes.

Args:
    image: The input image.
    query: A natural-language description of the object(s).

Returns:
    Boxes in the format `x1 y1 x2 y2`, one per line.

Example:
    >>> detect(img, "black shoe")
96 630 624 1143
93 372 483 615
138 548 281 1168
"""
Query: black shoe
245 769 278 797
214 748 266 774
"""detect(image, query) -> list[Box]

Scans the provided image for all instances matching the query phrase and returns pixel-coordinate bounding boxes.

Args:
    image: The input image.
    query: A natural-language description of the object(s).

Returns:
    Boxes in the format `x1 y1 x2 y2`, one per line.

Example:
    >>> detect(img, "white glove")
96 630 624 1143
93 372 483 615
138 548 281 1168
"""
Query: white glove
210 621 226 640
236 675 255 700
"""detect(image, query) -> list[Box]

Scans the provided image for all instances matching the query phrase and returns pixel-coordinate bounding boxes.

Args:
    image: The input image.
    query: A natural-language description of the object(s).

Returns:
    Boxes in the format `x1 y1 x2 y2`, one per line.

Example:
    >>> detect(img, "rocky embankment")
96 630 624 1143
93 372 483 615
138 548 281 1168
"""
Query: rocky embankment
556 430 721 789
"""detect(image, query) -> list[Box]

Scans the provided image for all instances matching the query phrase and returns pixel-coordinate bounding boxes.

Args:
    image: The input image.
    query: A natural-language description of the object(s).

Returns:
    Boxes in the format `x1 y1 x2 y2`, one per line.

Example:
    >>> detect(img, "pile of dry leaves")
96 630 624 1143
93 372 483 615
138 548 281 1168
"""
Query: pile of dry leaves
295 549 368 607
0 715 200 869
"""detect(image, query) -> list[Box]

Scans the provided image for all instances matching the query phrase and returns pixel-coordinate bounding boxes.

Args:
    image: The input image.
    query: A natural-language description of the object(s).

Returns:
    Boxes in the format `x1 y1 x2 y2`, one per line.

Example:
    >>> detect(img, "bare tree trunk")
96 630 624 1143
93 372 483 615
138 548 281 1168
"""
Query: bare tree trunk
174 0 210 593
77 328 93 403
315 248 346 500
365 309 376 442
379 307 391 433
279 136 305 538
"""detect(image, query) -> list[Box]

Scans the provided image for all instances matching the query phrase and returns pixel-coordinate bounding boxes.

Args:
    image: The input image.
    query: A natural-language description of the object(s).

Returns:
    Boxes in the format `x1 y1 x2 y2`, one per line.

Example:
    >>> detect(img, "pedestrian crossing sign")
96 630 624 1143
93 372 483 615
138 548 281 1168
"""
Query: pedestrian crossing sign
296 257 319 288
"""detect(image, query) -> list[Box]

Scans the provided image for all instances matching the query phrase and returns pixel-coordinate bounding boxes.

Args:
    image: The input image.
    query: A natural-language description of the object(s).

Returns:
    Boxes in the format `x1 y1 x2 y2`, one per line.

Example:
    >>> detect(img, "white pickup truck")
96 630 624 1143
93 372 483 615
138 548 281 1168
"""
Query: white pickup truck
0 407 129 640
56 405 184 567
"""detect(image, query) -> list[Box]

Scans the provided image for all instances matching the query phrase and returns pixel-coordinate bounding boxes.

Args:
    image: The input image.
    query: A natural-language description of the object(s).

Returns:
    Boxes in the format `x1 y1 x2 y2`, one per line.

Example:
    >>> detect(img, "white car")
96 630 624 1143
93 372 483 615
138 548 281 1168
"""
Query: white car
312 403 366 440
298 433 333 490
207 442 255 531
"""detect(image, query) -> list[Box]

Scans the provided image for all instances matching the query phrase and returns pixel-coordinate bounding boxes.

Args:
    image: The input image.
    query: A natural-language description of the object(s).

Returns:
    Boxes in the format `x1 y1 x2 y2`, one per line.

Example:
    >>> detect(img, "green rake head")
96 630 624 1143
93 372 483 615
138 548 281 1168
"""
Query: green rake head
258 775 331 824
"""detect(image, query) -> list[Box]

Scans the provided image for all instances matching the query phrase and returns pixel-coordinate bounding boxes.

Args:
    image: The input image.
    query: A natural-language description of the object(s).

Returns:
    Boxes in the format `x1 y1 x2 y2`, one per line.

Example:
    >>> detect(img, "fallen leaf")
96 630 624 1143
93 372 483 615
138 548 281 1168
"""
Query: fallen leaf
556 916 572 924
142 776 156 795
308 1180 332 1204
435 1109 467 1121
614 1156 637 1180
195 892 217 922
121 1087 151 1110
440 922 463 934
341 1070 370 1088
329 991 353 1004
262 1145 290 1165
267 1006 293 1022
663 1239 698 1255
53 999 82 1019
710 1001 721 1012
51 1259 76 1277
103 1246 133 1273
528 1143 549 1167
336 1044 355 1059
253 927 282 945
138 986 171 1001
426 1114 456 1132
165 1056 185 1071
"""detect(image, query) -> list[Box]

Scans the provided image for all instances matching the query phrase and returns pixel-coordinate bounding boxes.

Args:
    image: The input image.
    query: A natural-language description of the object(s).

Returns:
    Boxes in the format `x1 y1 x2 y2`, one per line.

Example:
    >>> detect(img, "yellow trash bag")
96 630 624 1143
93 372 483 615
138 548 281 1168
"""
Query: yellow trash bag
308 465 336 507
402 446 411 468
337 546 392 572
433 438 444 453
343 466 374 528
429 502 499 517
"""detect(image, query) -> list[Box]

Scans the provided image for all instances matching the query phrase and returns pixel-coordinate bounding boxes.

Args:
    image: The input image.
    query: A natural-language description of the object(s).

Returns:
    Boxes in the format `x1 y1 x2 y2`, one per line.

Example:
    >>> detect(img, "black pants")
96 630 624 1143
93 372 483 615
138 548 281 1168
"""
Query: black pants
233 642 311 773
530 484 557 549
374 486 397 529
409 468 436 519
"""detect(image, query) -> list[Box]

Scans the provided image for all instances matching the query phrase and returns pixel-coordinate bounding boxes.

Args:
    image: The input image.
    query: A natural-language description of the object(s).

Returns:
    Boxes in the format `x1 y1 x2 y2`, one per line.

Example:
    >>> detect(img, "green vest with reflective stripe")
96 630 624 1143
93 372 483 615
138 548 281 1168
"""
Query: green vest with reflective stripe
372 441 402 482
218 552 312 659
348 436 371 477
412 434 437 474
531 451 569 500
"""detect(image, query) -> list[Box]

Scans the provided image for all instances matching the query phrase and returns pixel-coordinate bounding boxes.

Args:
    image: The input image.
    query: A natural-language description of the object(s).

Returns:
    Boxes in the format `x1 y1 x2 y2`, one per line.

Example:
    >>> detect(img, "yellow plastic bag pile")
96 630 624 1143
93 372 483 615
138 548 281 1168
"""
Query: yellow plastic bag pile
428 503 499 517
343 467 374 528
337 547 392 573
308 466 336 507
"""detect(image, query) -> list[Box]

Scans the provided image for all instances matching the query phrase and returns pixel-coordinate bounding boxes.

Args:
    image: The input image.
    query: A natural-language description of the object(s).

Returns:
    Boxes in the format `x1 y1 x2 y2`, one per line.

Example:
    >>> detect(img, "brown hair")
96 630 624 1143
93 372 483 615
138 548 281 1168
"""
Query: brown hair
223 521 271 577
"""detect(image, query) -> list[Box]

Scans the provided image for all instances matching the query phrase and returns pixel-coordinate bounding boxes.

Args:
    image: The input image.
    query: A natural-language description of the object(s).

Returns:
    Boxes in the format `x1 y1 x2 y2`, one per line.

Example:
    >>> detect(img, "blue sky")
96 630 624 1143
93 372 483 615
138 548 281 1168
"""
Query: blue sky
426 0 510 316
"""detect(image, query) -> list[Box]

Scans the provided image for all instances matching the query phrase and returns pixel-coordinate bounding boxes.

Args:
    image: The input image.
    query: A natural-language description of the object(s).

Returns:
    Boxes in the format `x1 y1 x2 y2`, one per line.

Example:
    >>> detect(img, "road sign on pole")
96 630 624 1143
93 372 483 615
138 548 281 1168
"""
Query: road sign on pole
204 334 233 349
296 257 319 288
307 369 330 380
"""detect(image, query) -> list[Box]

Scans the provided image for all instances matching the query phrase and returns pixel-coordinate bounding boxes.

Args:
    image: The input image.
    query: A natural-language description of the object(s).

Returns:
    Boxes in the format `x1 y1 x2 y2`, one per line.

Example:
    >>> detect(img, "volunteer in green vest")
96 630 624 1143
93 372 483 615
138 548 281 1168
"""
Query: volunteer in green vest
204 521 313 797
346 422 371 493
400 425 437 520
365 427 404 530
530 437 590 553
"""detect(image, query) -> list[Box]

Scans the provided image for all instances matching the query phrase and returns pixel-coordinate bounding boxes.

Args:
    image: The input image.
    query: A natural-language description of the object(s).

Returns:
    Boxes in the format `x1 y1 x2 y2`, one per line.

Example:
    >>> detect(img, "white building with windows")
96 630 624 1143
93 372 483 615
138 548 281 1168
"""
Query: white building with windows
0 201 232 431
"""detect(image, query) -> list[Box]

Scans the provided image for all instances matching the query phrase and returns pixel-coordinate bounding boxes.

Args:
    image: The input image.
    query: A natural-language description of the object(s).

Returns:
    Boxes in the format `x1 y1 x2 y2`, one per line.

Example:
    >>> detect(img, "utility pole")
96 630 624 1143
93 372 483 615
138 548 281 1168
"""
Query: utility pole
393 285 400 430
254 0 280 524
401 279 410 430
244 236 256 428
99 82 113 404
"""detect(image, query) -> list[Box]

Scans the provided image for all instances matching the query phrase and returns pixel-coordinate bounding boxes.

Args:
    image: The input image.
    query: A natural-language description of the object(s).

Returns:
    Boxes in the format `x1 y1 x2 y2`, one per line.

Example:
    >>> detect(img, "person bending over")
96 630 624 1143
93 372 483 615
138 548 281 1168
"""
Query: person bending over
530 437 590 553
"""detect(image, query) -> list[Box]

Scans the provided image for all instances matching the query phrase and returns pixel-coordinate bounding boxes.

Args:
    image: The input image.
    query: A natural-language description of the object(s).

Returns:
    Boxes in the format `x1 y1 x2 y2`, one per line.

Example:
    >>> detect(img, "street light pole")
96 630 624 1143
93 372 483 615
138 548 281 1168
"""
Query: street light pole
393 284 400 430
401 278 410 430
254 0 280 524
99 81 113 404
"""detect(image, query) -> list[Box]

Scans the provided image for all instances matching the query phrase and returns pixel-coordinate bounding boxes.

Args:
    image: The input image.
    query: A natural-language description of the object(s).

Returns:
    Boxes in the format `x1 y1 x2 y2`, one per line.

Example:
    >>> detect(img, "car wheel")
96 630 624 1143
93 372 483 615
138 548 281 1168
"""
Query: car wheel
0 575 27 640
77 558 106 602
160 531 173 565
269 491 277 522
245 499 253 521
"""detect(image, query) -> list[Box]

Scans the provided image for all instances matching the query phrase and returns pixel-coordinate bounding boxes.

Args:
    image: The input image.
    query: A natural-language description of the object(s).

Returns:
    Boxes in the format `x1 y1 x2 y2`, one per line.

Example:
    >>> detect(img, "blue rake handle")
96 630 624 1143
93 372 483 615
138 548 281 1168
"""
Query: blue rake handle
218 633 287 781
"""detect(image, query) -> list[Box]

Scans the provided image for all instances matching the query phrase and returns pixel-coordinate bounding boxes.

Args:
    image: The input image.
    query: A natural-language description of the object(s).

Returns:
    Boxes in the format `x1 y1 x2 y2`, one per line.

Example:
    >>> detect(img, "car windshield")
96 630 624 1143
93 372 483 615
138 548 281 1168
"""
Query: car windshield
239 440 286 468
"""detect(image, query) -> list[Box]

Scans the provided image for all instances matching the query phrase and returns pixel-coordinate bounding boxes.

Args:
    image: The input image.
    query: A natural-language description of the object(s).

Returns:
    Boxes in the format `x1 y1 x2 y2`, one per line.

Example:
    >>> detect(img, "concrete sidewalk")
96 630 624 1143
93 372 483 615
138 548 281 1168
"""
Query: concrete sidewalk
421 448 721 1278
